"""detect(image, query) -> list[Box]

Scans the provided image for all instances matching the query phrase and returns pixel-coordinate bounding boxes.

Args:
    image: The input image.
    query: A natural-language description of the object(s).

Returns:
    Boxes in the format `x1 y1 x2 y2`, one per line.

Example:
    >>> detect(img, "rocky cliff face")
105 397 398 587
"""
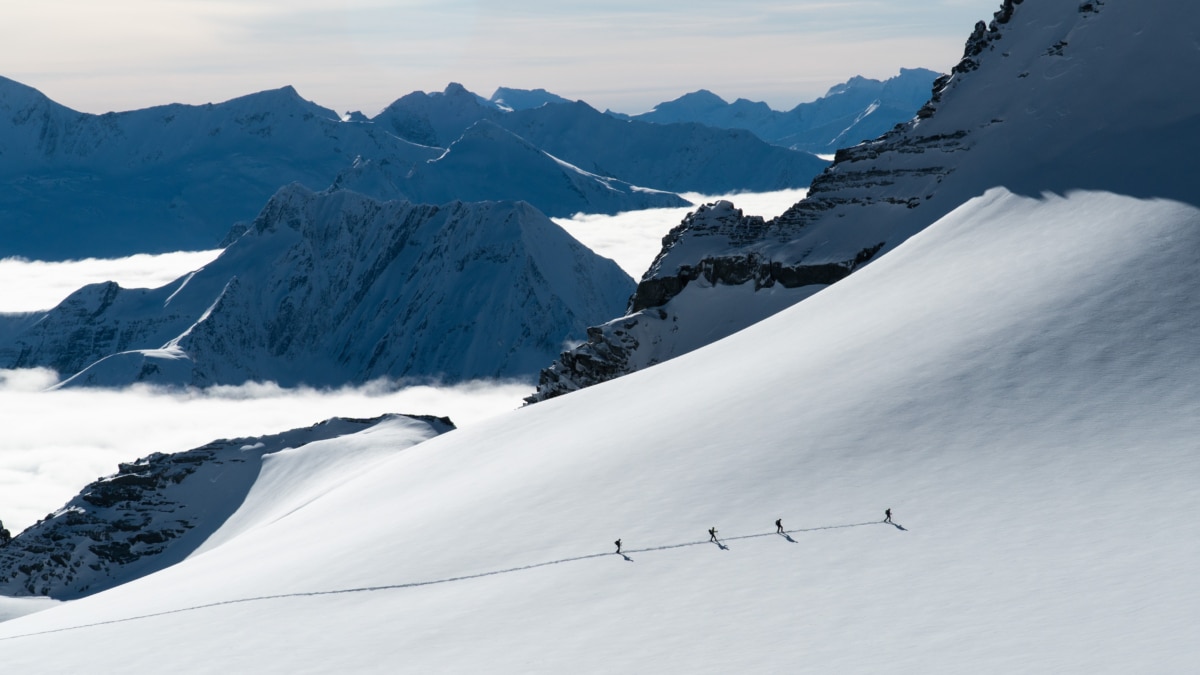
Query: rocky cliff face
0 415 453 599
529 0 1164 403
0 186 636 388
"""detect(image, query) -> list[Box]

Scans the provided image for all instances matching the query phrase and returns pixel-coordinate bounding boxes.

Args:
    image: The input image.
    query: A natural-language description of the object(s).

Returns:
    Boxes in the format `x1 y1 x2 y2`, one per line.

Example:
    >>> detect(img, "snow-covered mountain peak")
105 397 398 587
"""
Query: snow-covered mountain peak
0 74 65 115
488 87 572 111
214 84 339 121
648 89 729 116
0 184 636 388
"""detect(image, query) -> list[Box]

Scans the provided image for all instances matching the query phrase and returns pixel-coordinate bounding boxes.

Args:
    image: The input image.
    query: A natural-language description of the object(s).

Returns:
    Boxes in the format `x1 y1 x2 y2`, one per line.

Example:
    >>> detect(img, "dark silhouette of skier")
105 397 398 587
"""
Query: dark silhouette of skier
884 508 892 524
614 539 622 554
708 527 718 542
775 518 784 534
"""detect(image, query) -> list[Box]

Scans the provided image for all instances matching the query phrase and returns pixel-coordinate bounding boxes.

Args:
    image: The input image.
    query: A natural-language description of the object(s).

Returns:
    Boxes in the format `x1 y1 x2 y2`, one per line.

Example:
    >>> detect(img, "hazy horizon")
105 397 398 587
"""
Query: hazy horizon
3 1 1001 117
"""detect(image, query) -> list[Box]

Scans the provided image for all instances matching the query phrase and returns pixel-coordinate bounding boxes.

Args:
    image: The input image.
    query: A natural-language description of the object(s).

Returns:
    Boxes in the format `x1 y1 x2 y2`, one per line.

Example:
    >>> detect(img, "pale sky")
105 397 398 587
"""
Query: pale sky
2 1 1000 116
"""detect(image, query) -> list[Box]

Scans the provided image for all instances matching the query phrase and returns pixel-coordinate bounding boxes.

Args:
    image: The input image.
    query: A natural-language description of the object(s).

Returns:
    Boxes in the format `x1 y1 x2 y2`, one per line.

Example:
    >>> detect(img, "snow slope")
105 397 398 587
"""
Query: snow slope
2 187 1198 672
0 186 634 387
502 100 829 194
530 0 1200 401
375 83 829 195
0 415 452 599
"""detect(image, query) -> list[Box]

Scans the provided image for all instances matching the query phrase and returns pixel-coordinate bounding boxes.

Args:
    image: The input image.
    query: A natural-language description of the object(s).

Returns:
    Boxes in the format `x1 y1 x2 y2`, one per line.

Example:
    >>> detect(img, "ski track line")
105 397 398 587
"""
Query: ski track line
0 521 891 642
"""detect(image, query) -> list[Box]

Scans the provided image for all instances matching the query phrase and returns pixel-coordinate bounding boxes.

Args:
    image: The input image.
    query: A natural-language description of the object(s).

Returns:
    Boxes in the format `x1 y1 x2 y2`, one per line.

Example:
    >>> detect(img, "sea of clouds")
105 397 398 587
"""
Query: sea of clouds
0 190 805 533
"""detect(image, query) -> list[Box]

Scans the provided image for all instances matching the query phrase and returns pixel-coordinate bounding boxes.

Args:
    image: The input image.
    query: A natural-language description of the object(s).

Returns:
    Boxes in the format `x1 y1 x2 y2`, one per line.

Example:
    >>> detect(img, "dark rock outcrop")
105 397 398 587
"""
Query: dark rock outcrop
0 414 453 599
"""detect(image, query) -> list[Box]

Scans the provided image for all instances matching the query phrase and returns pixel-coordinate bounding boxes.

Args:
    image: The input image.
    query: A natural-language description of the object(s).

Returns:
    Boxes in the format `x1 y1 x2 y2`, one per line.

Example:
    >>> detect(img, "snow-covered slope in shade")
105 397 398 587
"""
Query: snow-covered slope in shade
372 82 500 147
373 83 829 194
528 0 1200 402
0 185 635 387
632 68 941 153
502 100 829 194
2 187 1199 671
0 415 452 599
0 79 441 259
333 120 689 216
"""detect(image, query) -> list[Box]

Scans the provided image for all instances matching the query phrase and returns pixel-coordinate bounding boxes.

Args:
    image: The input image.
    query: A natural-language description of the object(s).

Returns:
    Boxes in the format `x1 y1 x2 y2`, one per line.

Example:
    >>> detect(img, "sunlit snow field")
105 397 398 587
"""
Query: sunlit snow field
0 190 800 533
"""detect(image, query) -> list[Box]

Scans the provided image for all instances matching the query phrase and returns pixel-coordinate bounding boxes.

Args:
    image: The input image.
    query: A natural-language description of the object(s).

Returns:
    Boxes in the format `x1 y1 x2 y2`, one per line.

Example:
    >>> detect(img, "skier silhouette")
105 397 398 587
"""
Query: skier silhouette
708 527 718 542
884 508 892 524
614 539 622 554
775 518 784 534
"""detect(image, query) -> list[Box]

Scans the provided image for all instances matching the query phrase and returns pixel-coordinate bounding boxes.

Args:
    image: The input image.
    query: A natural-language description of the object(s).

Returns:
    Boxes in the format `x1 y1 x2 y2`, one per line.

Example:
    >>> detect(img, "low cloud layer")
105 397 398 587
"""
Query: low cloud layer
0 251 221 313
555 189 807 278
0 374 532 534
0 189 804 534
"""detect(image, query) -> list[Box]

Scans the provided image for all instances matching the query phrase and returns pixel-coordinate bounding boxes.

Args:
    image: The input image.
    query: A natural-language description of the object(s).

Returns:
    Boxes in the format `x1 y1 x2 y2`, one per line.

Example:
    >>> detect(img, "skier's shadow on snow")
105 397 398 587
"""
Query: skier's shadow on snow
712 540 730 550
888 522 908 531
617 553 634 562
777 532 797 543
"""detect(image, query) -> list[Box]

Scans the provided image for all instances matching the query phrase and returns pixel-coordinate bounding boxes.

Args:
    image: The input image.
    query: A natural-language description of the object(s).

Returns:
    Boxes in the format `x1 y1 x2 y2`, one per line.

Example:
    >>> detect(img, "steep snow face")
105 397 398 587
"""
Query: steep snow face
2 189 1199 672
0 78 441 259
333 120 689 217
529 0 1200 402
0 414 452 599
633 68 941 153
0 186 635 388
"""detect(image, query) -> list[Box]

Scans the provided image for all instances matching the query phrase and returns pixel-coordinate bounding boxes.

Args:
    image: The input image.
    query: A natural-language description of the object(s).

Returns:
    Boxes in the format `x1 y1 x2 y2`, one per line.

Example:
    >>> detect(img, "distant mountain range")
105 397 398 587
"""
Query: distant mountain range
0 78 830 260
0 185 634 388
617 68 940 153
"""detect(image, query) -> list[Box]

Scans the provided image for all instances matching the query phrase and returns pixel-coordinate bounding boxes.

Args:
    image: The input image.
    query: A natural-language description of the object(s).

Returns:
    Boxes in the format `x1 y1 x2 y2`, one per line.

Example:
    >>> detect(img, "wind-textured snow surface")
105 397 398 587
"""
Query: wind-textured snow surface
0 186 635 388
2 188 1198 672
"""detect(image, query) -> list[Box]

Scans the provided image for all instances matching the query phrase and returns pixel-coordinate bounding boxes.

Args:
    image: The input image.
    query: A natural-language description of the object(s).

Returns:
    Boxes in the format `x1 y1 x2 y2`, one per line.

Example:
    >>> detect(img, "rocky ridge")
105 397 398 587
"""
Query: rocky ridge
0 414 453 599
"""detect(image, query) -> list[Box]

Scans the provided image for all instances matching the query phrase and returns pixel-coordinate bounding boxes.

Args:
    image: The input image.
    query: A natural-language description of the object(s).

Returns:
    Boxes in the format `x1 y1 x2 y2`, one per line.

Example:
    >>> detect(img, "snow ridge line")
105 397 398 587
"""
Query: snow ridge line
0 520 891 641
